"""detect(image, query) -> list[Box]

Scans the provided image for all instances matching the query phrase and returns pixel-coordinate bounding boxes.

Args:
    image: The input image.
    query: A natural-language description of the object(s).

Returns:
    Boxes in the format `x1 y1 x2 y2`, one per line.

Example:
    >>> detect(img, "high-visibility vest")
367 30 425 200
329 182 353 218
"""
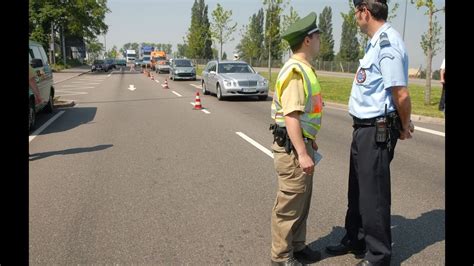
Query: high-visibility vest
271 59 323 140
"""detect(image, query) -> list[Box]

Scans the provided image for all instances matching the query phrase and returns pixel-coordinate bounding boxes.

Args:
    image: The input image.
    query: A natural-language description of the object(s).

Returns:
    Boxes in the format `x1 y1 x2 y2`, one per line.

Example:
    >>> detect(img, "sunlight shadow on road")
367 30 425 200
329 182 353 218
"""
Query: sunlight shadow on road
29 144 113 161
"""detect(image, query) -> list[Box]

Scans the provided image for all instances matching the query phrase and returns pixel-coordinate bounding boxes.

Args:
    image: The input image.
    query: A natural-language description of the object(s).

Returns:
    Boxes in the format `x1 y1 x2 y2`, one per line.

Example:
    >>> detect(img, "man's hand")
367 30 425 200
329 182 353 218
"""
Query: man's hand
399 121 414 140
299 153 314 175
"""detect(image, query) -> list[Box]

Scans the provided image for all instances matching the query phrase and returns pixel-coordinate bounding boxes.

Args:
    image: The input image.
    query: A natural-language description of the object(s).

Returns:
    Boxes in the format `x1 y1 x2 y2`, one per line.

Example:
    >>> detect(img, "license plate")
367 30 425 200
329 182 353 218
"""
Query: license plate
243 88 256 93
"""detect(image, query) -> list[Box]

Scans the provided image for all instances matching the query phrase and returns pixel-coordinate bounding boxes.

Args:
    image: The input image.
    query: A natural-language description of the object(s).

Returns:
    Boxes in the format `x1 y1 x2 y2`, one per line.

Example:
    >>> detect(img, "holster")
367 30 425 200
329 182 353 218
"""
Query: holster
269 124 293 154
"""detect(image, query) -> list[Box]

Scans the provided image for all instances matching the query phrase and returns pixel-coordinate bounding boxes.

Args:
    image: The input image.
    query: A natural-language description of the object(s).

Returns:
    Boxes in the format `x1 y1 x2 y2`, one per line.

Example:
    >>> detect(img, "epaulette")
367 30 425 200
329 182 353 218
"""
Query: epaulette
379 32 390 47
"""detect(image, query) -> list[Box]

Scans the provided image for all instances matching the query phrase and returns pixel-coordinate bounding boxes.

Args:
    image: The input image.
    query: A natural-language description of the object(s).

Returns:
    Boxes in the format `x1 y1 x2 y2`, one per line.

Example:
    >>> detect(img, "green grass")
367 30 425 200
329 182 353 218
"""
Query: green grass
260 72 444 118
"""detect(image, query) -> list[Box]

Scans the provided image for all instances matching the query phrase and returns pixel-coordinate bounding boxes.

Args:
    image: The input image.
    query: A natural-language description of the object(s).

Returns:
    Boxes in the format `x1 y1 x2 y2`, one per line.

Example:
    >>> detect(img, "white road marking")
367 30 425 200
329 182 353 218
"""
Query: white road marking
29 111 65 143
171 91 182 97
155 80 160 83
70 82 100 85
107 73 112 77
190 102 210 114
59 86 95 89
190 84 201 89
414 126 445 137
236 132 273 158
128 85 136 91
56 91 88 96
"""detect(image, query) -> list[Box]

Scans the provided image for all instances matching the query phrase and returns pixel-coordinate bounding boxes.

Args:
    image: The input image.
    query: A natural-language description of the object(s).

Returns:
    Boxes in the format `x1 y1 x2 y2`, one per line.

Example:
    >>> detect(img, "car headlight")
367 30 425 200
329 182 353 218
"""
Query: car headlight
258 79 268 86
224 80 234 87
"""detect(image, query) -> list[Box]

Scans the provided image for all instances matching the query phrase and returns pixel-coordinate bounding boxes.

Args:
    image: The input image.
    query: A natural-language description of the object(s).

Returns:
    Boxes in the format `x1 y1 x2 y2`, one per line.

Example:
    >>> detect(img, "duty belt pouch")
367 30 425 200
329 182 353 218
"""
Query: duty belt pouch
375 117 388 143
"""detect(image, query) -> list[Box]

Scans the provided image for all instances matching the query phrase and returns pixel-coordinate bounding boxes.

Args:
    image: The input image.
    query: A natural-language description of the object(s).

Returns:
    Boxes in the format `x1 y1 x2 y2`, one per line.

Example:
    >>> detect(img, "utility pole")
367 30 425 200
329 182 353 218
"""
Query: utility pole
50 22 55 64
268 0 272 84
402 0 408 40
62 26 66 66
103 35 106 59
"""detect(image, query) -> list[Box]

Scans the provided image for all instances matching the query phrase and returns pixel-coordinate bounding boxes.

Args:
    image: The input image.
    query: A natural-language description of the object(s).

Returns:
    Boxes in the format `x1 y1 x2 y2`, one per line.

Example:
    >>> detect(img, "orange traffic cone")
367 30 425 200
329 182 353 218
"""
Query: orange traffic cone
193 91 203 110
163 78 169 89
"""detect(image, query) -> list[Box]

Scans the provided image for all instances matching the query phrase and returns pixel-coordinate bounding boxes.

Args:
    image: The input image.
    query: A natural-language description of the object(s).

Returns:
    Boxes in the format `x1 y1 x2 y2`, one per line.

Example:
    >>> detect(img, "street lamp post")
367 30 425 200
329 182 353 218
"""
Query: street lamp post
104 34 107 58
268 0 272 84
402 0 408 40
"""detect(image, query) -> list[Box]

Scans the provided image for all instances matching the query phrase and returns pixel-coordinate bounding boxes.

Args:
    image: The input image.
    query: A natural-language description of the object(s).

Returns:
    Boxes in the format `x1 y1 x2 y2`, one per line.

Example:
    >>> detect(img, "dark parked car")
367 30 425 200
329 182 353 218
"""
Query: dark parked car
91 60 106 72
104 58 115 71
115 59 127 66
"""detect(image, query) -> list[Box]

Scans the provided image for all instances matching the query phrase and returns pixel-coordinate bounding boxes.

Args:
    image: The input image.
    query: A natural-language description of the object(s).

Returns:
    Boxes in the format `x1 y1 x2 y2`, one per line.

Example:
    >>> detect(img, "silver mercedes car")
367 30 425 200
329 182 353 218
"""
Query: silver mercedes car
201 60 269 101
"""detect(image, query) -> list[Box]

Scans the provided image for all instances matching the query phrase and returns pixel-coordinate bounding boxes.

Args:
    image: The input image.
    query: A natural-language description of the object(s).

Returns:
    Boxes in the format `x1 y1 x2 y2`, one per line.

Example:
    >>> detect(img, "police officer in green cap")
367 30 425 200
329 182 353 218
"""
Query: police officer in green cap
270 11 324 266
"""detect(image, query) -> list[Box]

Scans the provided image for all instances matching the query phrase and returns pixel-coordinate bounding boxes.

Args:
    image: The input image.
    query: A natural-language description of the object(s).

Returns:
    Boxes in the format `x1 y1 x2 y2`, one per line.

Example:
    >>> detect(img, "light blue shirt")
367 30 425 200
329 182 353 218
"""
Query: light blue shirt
348 23 408 119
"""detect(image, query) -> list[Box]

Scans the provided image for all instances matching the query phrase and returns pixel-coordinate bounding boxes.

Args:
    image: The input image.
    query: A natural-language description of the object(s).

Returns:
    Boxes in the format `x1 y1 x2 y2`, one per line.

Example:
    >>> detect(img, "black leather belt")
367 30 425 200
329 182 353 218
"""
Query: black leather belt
352 112 398 126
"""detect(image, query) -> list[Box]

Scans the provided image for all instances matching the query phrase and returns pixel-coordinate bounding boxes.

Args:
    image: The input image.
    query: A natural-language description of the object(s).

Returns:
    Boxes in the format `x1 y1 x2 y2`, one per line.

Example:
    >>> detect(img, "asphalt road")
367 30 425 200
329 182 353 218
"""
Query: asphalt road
29 67 445 264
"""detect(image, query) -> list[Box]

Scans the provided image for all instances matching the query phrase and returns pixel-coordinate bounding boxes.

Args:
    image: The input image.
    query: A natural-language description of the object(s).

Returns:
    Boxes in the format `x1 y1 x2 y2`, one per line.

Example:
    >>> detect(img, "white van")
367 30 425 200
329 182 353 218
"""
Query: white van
29 40 55 131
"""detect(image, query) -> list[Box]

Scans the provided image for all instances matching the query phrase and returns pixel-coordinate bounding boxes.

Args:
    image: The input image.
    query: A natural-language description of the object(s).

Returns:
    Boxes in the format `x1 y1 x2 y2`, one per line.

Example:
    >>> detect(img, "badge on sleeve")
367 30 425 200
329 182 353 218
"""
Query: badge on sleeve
356 68 366 83
379 32 390 47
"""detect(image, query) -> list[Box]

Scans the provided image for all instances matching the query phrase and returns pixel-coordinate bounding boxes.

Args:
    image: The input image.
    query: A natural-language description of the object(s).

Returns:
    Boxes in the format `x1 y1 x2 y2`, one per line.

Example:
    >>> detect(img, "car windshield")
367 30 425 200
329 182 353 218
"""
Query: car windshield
94 60 104 64
175 60 192 67
143 57 150 61
218 63 253 74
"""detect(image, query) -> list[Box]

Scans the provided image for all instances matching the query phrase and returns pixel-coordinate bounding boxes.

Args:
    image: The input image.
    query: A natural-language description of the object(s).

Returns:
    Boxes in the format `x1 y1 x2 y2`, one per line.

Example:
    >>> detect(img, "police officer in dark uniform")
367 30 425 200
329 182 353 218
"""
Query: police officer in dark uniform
325 0 415 265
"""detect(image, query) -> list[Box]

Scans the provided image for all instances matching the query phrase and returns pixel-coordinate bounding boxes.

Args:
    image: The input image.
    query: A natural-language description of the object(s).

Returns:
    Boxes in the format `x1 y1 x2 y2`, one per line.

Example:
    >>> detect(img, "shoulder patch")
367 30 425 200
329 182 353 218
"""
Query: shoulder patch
379 32 390 47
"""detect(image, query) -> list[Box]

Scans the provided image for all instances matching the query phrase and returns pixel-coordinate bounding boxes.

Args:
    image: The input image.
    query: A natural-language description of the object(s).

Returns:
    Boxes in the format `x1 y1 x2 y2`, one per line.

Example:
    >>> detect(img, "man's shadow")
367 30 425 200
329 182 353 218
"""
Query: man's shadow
29 144 113 161
306 209 445 264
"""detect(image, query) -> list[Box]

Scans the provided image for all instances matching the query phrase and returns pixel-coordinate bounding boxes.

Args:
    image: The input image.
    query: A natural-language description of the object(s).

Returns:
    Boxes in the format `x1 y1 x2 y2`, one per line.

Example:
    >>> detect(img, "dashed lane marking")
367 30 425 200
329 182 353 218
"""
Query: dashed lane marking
236 132 273 158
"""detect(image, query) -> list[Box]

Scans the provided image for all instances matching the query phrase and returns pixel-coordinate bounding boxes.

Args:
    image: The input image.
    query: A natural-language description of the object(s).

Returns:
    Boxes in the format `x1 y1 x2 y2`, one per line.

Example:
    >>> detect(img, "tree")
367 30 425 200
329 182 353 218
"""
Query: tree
176 43 189 58
29 0 110 60
236 8 264 64
211 3 237 60
222 51 227 60
318 6 335 61
339 3 360 62
106 45 118 58
411 0 444 105
187 0 213 59
280 6 300 57
263 0 286 62
85 38 103 63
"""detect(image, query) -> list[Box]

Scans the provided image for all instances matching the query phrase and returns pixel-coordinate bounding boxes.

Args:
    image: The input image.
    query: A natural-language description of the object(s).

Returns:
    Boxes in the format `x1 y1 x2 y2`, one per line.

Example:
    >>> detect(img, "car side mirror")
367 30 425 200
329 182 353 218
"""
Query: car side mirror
30 58 43 68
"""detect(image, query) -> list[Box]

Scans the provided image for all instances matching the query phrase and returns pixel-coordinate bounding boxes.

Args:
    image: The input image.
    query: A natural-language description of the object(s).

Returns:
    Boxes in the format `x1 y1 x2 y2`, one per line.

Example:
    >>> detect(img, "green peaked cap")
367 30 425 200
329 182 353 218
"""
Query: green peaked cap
281 12 320 48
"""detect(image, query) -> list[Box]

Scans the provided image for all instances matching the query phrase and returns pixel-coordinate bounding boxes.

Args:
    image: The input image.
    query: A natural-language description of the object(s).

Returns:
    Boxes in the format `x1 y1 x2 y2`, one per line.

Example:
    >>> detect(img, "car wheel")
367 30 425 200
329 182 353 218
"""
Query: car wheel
258 95 268 101
44 92 54 113
29 99 36 132
202 81 210 95
216 84 224 101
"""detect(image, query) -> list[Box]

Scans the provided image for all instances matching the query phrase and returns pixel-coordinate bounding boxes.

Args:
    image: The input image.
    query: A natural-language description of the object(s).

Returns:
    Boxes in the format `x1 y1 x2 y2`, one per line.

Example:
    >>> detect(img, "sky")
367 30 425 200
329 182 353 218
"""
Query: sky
104 0 445 69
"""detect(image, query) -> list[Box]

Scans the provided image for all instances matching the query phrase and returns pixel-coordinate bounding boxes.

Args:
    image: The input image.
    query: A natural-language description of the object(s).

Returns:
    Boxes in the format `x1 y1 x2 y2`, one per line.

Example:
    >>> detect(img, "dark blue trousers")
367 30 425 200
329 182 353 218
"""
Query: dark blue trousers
344 124 399 265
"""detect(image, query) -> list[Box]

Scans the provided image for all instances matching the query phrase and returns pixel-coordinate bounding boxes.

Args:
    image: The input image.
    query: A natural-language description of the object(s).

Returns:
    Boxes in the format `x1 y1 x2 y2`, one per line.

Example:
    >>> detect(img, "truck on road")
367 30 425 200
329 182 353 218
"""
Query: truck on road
126 50 137 66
